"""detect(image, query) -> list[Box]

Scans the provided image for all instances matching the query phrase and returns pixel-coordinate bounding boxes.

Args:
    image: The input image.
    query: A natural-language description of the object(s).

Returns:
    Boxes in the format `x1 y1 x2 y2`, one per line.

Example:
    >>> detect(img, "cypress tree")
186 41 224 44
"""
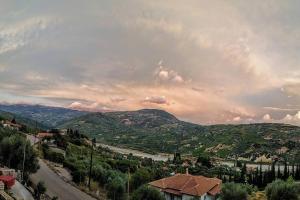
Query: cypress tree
240 163 247 183
271 162 276 181
258 162 263 187
295 165 300 180
277 164 282 179
284 161 288 180
229 168 232 182
292 164 295 178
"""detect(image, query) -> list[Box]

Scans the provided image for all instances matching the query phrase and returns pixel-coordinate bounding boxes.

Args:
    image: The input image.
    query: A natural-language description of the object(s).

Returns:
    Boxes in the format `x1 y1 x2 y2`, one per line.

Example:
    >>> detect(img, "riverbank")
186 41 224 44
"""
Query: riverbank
97 143 173 161
97 142 295 172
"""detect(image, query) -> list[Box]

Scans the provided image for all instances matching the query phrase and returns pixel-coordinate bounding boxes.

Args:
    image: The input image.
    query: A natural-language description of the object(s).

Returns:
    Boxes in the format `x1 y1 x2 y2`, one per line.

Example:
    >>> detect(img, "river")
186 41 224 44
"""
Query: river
97 143 294 172
97 143 173 161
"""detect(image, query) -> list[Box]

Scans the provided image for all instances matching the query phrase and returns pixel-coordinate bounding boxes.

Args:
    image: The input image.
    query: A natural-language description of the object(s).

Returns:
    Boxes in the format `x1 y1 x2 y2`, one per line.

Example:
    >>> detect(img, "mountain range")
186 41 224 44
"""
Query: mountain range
0 104 87 127
1 103 300 161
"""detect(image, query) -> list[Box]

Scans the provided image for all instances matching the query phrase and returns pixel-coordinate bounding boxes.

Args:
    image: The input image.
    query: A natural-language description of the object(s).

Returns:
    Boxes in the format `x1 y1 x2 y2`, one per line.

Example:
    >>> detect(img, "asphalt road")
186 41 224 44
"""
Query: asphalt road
31 159 96 200
11 181 34 200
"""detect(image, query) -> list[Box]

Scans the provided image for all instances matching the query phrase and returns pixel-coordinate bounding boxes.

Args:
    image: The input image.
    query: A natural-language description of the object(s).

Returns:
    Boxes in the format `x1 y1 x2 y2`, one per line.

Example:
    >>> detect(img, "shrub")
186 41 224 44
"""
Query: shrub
220 183 248 200
106 176 126 200
131 185 165 200
130 168 151 190
265 179 300 200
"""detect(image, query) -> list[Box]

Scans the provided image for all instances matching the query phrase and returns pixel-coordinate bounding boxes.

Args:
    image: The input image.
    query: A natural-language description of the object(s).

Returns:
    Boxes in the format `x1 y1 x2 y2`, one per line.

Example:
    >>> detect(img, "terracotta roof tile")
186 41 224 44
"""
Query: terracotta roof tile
149 174 222 197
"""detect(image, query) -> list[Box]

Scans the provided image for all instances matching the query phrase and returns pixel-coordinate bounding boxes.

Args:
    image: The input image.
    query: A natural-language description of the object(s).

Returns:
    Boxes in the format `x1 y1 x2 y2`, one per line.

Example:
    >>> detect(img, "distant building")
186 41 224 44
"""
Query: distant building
149 173 221 200
0 168 16 178
37 132 54 139
0 120 22 131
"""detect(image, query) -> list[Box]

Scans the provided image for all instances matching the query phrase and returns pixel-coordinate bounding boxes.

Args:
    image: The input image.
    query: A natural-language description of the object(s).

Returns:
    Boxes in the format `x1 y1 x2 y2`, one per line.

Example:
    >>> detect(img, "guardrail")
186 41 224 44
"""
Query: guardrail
0 191 14 200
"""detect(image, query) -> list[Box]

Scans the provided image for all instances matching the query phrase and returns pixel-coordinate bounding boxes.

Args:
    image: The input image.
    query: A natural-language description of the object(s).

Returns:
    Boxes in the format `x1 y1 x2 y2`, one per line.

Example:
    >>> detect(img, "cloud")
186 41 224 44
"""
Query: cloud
68 101 111 112
142 96 169 105
263 107 298 112
262 114 272 121
1 1 300 125
156 66 185 83
233 116 241 122
0 17 54 55
0 64 6 72
281 111 300 125
158 70 169 80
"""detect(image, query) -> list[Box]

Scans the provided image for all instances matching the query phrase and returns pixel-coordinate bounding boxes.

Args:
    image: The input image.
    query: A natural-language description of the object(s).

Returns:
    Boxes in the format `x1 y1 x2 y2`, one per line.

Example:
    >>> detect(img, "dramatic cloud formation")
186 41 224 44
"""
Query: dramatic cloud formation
1 0 300 125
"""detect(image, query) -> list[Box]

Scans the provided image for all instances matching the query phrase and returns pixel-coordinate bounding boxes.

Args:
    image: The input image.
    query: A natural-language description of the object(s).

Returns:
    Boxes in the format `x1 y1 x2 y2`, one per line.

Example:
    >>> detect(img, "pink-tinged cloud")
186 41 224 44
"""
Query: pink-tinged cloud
1 1 300 125
142 96 169 105
156 66 185 84
68 101 111 112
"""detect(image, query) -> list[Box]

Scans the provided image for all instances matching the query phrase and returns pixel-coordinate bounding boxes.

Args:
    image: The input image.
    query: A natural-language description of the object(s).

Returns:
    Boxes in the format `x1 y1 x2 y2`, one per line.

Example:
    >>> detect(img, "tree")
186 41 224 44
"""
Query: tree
270 162 276 182
0 134 39 175
265 179 300 200
130 168 151 190
107 177 126 200
277 165 282 179
220 183 248 200
194 148 212 168
283 161 289 180
131 185 165 200
35 181 47 200
11 118 16 124
240 163 247 183
71 168 87 184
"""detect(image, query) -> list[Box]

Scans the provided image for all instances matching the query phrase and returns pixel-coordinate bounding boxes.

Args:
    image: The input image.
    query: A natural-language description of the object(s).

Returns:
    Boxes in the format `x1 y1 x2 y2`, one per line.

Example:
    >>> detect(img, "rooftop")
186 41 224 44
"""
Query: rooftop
149 173 221 197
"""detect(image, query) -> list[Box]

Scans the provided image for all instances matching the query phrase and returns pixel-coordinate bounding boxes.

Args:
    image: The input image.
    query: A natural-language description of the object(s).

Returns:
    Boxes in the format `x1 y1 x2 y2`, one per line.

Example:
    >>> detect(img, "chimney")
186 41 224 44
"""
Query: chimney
186 168 189 175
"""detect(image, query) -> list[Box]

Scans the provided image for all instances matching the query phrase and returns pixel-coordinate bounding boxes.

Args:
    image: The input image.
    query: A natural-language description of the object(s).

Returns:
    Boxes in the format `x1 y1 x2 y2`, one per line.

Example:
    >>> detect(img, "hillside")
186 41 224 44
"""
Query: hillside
0 110 48 130
59 109 300 160
0 104 87 127
59 109 202 153
2 104 300 160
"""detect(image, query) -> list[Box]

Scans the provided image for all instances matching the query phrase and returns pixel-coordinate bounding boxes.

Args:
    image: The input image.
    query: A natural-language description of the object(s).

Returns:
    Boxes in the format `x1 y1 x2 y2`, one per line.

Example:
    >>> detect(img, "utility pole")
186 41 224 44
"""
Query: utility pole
127 167 130 200
22 142 26 183
34 120 37 144
88 138 96 190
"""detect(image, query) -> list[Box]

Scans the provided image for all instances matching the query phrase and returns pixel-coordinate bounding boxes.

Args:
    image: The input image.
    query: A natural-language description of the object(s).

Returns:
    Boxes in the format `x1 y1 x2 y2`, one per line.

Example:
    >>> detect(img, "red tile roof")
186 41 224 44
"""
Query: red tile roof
37 133 54 138
149 173 221 197
0 176 15 188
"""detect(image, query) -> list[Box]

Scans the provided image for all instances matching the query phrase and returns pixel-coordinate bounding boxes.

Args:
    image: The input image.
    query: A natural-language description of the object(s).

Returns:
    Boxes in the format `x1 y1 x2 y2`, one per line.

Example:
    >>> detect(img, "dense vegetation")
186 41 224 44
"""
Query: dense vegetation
2 104 300 161
58 109 300 161
0 110 47 131
62 142 167 199
265 179 300 200
0 125 39 181
221 179 300 200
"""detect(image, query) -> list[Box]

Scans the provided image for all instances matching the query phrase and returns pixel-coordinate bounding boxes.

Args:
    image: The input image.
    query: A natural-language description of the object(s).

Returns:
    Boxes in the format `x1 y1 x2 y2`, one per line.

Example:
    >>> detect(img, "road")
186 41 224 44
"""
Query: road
11 181 34 200
31 159 96 200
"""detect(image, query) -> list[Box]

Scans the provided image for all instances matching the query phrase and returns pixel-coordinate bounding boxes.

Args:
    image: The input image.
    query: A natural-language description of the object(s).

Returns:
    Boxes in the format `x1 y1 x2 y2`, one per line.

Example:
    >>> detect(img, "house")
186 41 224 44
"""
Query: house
149 173 221 200
0 168 17 178
0 176 15 189
37 132 54 139
1 120 22 131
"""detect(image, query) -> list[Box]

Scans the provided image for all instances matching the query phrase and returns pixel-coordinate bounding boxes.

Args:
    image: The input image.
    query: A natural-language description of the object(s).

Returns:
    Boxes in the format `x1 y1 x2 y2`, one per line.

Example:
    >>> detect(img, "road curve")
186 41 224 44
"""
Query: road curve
31 159 96 200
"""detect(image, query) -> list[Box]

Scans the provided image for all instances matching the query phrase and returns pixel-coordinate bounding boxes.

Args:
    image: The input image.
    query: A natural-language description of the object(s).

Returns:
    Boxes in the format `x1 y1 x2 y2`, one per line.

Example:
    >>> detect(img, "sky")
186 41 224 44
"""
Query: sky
1 0 300 125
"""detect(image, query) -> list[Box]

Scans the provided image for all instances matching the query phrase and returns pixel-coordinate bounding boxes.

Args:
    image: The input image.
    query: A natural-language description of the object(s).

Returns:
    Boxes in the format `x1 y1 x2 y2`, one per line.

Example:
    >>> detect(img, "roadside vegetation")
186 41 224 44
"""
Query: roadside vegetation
0 125 39 182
